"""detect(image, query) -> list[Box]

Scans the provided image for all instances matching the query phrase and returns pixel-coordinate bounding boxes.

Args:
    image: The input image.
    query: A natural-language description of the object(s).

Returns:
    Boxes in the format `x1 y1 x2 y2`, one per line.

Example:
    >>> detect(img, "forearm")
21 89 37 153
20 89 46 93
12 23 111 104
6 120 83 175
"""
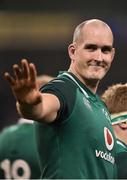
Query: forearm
16 99 43 121
16 93 60 123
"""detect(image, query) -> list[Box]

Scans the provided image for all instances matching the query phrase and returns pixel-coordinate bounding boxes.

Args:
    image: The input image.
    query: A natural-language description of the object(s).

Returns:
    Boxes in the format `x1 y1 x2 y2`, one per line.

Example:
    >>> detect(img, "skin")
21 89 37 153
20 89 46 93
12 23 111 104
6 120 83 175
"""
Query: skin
113 123 127 145
68 19 115 92
4 19 115 123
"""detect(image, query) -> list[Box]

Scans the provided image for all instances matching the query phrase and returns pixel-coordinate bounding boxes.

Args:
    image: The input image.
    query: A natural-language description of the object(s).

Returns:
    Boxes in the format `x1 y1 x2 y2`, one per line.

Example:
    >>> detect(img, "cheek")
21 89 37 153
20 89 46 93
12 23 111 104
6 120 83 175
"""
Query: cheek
76 60 87 72
75 50 89 68
76 52 89 64
106 58 113 67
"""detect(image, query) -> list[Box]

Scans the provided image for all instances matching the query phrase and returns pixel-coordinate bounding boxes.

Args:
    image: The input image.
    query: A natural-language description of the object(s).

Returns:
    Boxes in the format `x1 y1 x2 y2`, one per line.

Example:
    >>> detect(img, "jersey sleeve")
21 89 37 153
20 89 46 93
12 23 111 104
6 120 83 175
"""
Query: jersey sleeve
39 77 77 123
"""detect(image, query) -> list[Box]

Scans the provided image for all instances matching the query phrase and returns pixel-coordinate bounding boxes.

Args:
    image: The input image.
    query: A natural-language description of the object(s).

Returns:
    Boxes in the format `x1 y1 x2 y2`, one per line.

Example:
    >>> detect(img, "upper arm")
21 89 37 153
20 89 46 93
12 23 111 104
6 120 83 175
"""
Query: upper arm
40 76 77 123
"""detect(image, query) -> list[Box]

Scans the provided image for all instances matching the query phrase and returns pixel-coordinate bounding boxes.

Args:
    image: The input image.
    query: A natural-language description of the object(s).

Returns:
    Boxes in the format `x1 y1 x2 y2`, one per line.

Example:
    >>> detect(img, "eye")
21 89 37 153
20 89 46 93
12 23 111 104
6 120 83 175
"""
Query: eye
123 121 127 124
85 44 97 51
102 46 112 54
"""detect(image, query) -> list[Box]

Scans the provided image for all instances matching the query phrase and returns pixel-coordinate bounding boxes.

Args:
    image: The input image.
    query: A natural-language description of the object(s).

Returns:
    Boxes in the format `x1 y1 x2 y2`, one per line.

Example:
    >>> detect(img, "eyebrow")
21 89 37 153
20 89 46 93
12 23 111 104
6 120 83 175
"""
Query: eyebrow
84 44 96 49
102 45 113 51
84 44 113 50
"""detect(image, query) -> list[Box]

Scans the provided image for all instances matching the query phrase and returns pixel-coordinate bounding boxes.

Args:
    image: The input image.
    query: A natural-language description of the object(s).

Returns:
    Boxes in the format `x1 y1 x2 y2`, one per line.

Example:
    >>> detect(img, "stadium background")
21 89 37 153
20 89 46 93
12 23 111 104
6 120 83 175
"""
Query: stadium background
0 0 127 130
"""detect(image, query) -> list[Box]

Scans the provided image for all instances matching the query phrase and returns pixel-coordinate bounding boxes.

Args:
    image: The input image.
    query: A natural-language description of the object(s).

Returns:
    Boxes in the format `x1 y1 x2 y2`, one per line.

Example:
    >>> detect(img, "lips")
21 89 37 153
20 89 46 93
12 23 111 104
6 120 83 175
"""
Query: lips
88 61 106 68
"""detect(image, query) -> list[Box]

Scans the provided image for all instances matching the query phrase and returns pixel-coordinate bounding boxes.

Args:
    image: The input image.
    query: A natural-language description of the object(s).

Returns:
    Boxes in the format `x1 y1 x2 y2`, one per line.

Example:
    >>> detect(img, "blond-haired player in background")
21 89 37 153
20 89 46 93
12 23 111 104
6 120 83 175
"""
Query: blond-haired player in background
102 83 127 179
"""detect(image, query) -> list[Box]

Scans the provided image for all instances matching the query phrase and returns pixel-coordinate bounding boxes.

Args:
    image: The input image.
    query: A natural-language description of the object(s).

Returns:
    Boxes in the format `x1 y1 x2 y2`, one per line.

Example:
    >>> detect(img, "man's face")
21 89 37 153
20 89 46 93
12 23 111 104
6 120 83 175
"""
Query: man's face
69 24 115 82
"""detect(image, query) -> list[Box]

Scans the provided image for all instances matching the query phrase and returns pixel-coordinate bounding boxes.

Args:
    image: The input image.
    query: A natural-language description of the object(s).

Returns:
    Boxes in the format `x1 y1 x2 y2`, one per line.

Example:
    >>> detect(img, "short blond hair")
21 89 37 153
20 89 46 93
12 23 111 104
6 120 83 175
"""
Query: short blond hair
101 83 127 114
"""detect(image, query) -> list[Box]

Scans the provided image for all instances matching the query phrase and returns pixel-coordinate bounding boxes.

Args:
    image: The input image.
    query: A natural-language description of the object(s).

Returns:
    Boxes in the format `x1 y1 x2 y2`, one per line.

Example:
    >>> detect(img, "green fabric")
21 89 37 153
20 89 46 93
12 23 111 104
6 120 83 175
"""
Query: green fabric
35 72 117 179
115 140 127 178
0 123 41 179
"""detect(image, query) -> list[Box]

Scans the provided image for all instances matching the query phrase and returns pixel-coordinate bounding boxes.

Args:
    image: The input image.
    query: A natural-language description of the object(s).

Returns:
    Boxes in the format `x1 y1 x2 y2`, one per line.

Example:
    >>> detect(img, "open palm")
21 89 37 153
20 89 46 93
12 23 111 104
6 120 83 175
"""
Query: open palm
4 59 42 105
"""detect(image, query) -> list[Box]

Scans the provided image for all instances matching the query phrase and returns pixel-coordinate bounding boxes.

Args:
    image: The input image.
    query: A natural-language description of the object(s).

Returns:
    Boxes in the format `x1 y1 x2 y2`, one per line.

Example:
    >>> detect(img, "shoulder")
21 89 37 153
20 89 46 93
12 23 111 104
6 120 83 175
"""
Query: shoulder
39 75 78 122
0 123 31 143
116 140 127 153
40 75 77 93
40 75 77 105
0 124 18 137
0 125 18 150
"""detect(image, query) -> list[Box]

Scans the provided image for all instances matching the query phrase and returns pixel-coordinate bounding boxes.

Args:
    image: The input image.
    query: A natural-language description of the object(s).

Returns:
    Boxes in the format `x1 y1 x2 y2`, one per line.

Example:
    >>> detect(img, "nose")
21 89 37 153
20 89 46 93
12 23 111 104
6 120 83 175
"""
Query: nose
95 49 103 61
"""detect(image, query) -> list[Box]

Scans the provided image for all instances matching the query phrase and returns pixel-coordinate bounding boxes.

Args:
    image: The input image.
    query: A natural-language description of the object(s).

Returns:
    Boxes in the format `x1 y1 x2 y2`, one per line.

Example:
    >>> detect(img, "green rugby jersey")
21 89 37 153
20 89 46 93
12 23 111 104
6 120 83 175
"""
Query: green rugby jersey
0 119 41 179
35 72 116 179
115 139 127 179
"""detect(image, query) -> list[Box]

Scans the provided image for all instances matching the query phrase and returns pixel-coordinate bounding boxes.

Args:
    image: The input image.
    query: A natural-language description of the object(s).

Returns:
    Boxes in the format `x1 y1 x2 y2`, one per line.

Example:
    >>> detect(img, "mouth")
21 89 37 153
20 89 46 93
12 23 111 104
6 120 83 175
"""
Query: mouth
88 61 106 68
88 64 105 70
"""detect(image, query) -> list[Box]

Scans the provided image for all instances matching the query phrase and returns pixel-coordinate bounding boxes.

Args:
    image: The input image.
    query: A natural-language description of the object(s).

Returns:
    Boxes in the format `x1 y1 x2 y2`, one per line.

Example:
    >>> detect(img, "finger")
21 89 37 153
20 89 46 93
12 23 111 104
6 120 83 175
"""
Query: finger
29 63 37 82
21 59 30 79
13 64 22 80
4 72 16 85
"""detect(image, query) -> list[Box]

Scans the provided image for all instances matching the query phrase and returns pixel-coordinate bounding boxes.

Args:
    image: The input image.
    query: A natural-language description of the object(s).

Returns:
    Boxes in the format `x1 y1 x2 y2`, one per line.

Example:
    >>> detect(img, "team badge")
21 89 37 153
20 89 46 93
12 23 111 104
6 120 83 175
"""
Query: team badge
104 127 114 151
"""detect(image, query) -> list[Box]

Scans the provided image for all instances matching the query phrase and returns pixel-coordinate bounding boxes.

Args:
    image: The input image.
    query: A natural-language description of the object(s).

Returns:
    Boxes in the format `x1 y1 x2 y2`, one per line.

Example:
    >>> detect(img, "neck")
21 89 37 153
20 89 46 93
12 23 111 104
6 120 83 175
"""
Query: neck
68 68 99 94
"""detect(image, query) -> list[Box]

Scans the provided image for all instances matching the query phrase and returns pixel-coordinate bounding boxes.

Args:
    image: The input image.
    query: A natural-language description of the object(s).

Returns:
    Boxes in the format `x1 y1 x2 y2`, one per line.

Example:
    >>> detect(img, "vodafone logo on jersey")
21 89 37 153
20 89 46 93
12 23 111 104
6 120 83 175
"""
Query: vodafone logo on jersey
95 127 115 164
104 127 114 151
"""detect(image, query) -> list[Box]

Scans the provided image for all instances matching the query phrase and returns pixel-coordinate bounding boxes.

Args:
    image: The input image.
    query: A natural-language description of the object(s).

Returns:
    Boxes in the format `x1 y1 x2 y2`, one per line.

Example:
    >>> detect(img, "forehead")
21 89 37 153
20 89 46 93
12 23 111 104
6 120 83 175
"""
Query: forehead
81 23 113 45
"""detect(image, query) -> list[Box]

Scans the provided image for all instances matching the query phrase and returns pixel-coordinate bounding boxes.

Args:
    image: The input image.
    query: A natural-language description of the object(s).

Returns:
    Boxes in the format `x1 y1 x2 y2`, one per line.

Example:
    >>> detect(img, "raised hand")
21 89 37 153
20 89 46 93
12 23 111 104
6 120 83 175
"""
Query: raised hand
4 59 42 106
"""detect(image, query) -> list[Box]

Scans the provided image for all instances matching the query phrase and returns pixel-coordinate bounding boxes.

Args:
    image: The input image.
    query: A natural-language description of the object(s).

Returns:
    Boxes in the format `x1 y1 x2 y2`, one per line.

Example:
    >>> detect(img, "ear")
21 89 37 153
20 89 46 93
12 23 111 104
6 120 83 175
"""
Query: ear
111 48 115 60
68 43 76 61
119 122 127 129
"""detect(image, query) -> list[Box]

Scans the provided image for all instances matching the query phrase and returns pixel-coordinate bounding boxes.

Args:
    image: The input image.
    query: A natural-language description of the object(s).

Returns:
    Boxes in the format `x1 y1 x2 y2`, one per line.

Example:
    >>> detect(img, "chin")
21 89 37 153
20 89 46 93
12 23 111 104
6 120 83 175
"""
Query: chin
92 71 106 80
87 73 105 81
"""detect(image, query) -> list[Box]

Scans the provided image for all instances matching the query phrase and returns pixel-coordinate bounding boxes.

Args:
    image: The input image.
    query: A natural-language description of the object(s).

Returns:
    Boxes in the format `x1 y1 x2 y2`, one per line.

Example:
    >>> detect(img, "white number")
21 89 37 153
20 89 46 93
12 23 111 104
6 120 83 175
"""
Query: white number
0 159 31 179
1 159 11 179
